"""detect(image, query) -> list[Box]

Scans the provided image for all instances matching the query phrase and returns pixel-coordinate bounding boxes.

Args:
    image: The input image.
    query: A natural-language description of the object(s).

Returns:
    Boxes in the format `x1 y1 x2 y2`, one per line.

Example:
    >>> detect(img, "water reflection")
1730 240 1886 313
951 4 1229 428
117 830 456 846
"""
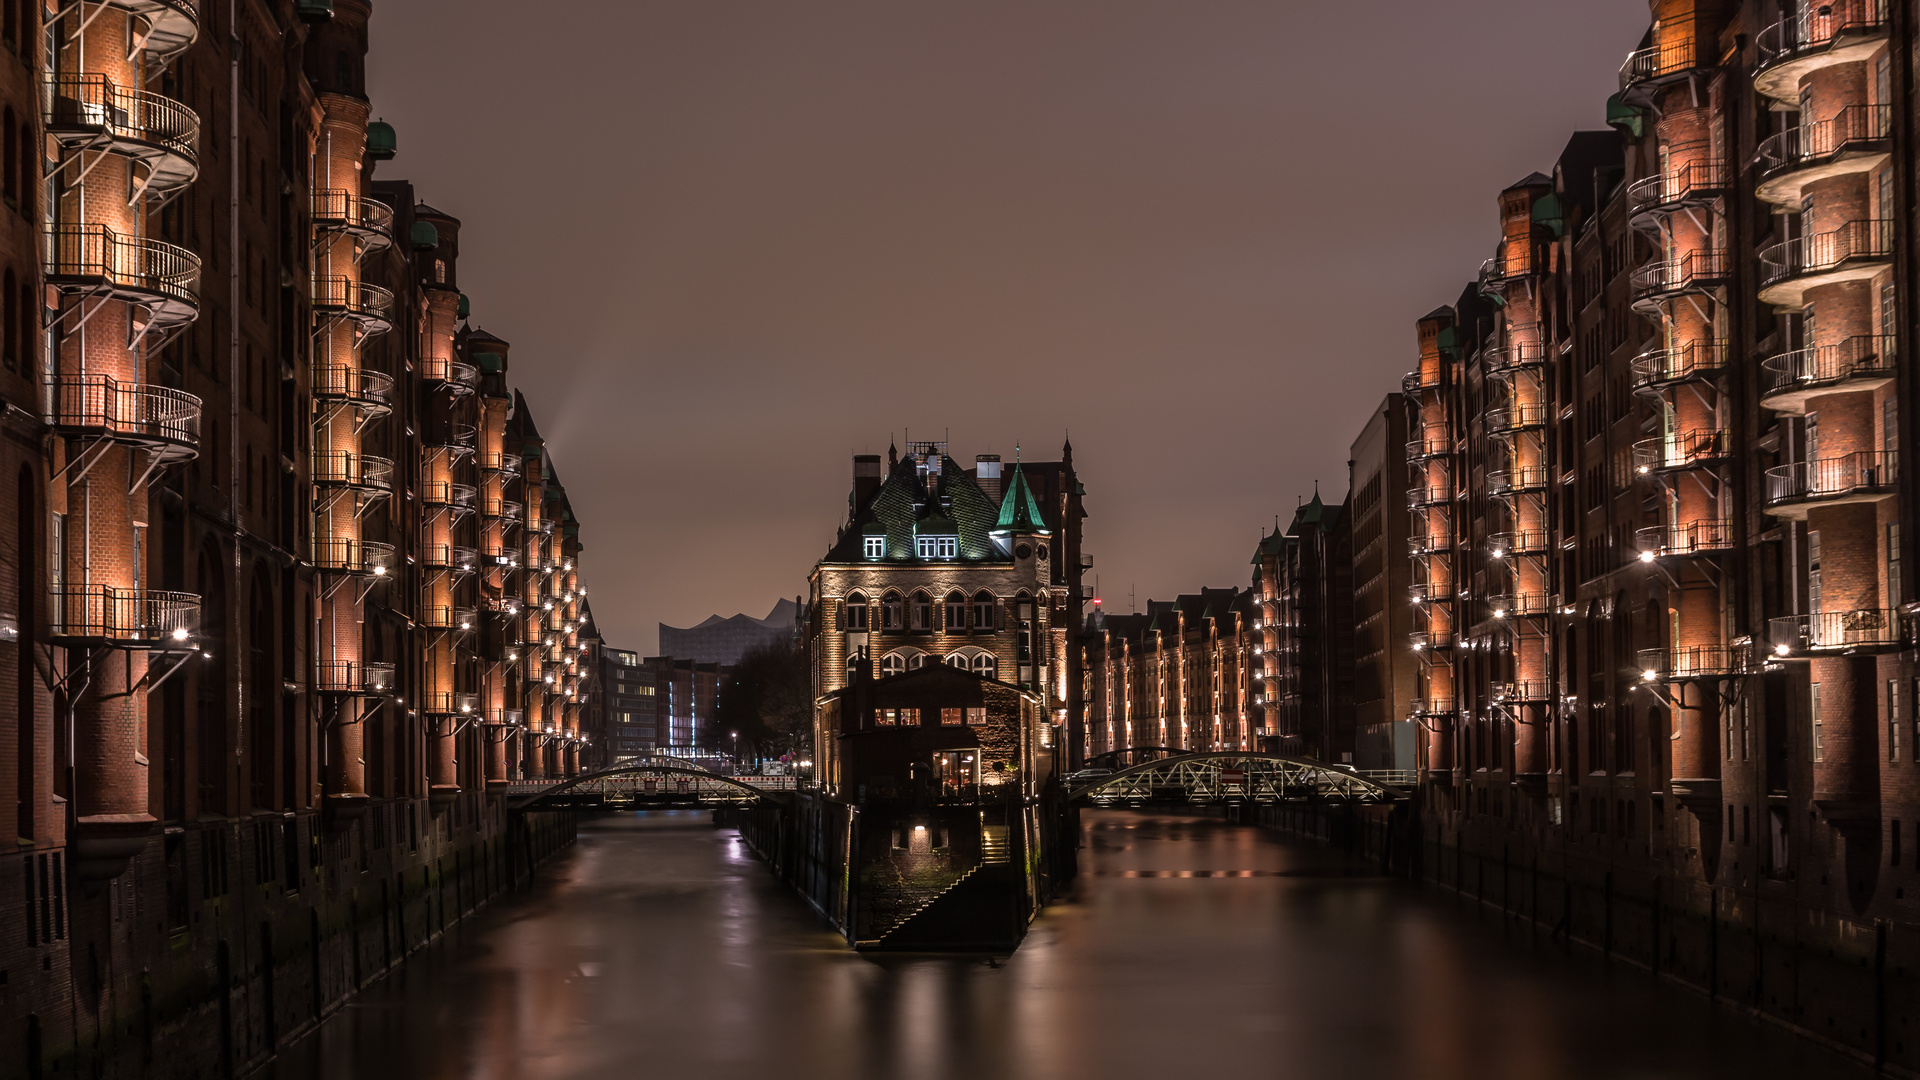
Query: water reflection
266 811 1866 1080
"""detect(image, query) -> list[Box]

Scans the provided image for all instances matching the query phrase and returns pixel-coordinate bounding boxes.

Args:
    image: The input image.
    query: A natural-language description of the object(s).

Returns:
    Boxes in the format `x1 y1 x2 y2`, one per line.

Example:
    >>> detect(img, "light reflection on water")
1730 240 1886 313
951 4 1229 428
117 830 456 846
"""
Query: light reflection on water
265 810 1867 1080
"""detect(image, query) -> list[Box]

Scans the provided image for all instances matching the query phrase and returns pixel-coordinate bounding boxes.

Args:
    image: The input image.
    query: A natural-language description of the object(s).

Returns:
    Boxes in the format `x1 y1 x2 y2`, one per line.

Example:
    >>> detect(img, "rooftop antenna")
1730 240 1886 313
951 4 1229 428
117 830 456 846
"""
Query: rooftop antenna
1129 584 1137 614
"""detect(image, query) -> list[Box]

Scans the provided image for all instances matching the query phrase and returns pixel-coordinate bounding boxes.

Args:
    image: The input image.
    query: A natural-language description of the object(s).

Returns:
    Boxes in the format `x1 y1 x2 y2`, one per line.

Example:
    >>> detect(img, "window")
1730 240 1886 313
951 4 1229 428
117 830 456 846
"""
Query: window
864 536 884 559
945 591 966 630
946 653 970 670
911 592 932 631
916 534 957 559
971 654 997 680
1811 681 1824 761
941 708 965 726
880 652 906 677
1892 680 1902 762
898 708 920 725
875 708 898 726
972 591 996 632
845 593 868 632
881 593 902 630
1891 524 1904 612
966 707 987 725
433 259 447 283
908 652 931 671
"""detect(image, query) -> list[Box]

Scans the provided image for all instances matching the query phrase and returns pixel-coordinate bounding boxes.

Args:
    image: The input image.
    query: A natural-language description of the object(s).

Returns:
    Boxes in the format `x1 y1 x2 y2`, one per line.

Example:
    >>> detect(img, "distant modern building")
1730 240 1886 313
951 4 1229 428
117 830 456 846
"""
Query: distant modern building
1349 395 1419 772
601 647 655 761
647 657 721 756
659 598 803 665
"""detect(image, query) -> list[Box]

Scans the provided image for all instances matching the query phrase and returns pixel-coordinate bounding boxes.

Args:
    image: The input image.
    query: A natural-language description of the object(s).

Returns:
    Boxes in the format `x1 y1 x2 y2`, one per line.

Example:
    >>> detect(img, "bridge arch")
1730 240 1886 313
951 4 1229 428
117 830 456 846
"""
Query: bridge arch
507 761 788 811
1067 752 1405 806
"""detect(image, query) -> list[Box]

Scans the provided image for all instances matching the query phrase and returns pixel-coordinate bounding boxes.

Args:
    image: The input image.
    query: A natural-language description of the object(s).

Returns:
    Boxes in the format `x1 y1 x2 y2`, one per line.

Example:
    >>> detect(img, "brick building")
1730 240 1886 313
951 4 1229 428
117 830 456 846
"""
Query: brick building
1253 491 1356 762
1079 588 1258 760
1392 0 1920 1060
0 2 593 1073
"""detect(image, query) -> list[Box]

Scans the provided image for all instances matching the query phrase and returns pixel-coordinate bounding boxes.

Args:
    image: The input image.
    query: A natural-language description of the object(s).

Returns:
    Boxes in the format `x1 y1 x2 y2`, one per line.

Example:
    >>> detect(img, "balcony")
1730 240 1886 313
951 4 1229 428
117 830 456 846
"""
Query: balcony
48 584 198 647
1483 338 1548 376
311 189 395 252
113 0 202 61
1488 530 1548 558
422 480 477 510
312 537 395 577
312 275 395 333
1477 249 1534 296
422 544 479 574
1402 366 1443 396
47 373 200 461
1406 425 1451 461
316 660 396 695
454 607 479 633
1409 579 1452 603
479 449 522 476
1758 334 1896 414
1638 643 1752 681
1630 249 1729 311
44 223 200 326
1491 679 1552 704
423 357 479 394
1406 481 1451 509
1409 630 1453 653
1769 609 1905 657
1626 160 1730 230
1629 340 1728 392
1755 2 1893 104
42 74 199 194
1755 105 1891 207
1486 400 1549 436
1488 594 1551 619
1764 451 1898 519
1487 466 1548 496
1408 697 1456 718
1408 533 1450 558
1633 431 1731 475
1759 219 1893 308
1619 34 1707 105
313 451 394 495
313 364 394 417
1636 519 1735 559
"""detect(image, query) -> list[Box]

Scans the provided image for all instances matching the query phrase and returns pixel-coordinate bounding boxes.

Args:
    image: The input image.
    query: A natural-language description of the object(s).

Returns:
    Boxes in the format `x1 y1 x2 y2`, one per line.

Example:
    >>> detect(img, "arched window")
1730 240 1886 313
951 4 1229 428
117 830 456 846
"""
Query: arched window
880 651 907 678
908 652 931 671
972 654 997 680
911 591 932 631
972 590 996 633
944 591 966 631
880 591 902 631
945 652 970 670
844 592 868 632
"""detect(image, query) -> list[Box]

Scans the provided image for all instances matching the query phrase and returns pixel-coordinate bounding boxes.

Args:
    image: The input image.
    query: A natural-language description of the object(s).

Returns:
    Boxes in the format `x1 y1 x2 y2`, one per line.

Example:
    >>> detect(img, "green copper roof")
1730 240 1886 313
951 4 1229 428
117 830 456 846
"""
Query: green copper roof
474 351 503 374
367 120 396 161
457 293 471 319
410 220 439 251
994 462 1049 534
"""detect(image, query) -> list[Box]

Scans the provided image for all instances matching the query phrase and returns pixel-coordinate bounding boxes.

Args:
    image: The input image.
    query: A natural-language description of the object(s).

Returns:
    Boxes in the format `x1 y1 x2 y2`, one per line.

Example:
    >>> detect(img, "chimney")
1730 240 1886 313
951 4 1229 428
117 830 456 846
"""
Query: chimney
852 454 882 515
975 454 1002 502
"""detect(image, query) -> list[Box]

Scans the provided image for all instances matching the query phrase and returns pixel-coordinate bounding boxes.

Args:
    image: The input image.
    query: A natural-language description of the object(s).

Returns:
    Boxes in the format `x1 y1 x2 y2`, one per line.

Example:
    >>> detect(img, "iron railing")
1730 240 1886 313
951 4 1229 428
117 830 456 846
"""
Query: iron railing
312 537 394 575
1641 643 1751 679
1492 679 1553 702
312 451 394 491
48 584 198 645
1633 431 1731 473
313 365 394 409
1631 249 1730 300
1765 451 1898 506
1409 630 1453 652
1625 159 1729 218
310 189 395 238
1770 609 1904 655
1406 425 1451 459
1629 340 1728 389
1408 533 1451 557
1487 400 1550 434
1489 530 1548 557
1487 466 1548 495
44 223 200 308
1760 219 1893 286
1757 1 1890 67
421 481 476 508
1637 519 1736 557
1760 334 1896 401
1754 105 1891 175
42 73 199 163
312 275 395 321
47 373 200 449
1620 35 1701 92
316 660 395 694
1489 594 1551 618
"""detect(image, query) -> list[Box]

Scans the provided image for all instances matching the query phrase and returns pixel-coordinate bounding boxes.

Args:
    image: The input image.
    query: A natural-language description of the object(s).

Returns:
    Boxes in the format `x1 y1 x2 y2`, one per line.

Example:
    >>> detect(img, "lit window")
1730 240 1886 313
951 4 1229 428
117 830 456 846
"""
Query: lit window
899 708 920 724
937 536 957 558
941 708 965 726
864 536 884 559
882 593 903 630
875 709 898 726
966 707 987 725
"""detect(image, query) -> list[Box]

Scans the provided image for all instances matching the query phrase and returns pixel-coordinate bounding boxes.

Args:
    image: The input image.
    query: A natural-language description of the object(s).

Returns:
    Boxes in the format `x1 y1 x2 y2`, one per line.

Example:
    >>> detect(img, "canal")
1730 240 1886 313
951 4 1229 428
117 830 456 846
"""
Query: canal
265 810 1868 1080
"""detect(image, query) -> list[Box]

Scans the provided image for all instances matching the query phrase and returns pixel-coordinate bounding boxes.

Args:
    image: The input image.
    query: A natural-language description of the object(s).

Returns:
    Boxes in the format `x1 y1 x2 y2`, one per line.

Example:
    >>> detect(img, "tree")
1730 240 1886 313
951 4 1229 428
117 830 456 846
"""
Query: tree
710 638 810 761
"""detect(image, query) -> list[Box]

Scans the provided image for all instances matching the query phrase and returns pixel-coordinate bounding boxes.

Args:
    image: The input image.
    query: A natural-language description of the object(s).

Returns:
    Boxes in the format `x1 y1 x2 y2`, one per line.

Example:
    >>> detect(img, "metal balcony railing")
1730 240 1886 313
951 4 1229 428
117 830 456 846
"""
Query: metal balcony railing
48 584 199 646
1489 530 1548 557
313 365 394 411
47 373 200 456
455 607 479 632
1633 431 1731 474
1757 1 1891 72
479 449 522 475
1625 159 1730 221
44 223 201 320
1760 334 1896 404
1620 35 1701 94
316 660 396 694
1640 644 1751 680
1408 533 1450 557
1483 339 1548 375
119 0 202 61
1492 679 1553 703
1409 630 1453 653
310 189 395 245
1402 366 1443 395
313 451 394 492
1629 340 1728 390
1755 105 1891 177
42 73 199 174
1409 580 1452 603
1406 482 1451 509
1406 425 1451 460
1478 248 1533 293
1487 466 1548 496
1487 400 1550 435
312 537 395 576
1489 594 1551 619
1630 249 1730 303
1760 219 1894 290
1765 451 1898 508
422 481 477 508
1637 519 1735 558
1408 697 1455 718
1770 609 1904 656
312 275 395 325
424 357 480 388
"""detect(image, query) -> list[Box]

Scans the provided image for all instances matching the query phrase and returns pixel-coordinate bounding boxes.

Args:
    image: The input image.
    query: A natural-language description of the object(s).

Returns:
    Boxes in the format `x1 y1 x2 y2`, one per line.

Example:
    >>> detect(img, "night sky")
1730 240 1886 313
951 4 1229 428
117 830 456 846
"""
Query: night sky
366 1 1651 653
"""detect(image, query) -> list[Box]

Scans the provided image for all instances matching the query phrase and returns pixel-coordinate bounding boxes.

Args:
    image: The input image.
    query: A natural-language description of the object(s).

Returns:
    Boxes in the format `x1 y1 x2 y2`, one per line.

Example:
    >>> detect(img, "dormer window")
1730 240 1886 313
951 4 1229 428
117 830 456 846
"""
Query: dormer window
915 535 957 559
864 536 885 559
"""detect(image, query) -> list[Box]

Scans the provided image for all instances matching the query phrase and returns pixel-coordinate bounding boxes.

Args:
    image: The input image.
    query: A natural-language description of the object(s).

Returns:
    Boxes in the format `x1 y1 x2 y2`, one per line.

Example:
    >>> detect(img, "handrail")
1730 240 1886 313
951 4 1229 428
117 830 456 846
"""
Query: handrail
1492 679 1552 701
313 365 394 407
1487 466 1548 495
1760 334 1896 400
1637 519 1735 557
1489 530 1549 556
310 189 395 236
1629 339 1728 389
313 537 395 574
1633 430 1730 472
1630 249 1729 298
1754 105 1891 174
312 275 395 319
42 73 199 163
312 451 394 490
316 660 396 694
49 584 200 644
47 372 200 448
44 222 200 306
1757 1 1891 65
1625 159 1729 216
1769 609 1904 655
1760 219 1893 285
1489 595 1551 619
1766 450 1898 505
1620 36 1700 91
1487 400 1550 433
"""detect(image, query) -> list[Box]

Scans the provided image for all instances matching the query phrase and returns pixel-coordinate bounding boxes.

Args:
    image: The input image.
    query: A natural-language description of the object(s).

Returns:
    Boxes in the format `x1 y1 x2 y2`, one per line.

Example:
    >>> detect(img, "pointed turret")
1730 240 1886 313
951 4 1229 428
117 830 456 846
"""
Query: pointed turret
993 459 1050 536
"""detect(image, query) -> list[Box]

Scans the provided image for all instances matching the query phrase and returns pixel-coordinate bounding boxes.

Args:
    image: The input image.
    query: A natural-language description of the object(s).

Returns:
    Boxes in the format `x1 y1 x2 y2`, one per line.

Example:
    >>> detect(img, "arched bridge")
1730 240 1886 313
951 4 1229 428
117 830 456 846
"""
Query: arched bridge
1068 752 1407 806
505 762 794 811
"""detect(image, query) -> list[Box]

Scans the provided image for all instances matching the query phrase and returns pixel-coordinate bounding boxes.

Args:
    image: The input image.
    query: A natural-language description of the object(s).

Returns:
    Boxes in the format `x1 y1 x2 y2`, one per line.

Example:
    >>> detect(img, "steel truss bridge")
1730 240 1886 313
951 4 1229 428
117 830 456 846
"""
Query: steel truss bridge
505 760 794 811
1068 752 1407 807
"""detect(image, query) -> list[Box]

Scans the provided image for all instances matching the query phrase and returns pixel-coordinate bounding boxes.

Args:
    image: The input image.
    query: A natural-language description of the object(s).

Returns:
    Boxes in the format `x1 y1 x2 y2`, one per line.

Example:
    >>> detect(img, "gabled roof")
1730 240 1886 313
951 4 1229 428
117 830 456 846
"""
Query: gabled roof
823 454 1007 563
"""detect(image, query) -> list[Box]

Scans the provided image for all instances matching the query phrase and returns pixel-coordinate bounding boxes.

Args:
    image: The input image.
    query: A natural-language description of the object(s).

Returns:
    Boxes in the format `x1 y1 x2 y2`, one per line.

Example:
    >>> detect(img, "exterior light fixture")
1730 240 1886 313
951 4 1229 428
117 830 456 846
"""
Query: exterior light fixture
1493 610 1507 619
1641 669 1658 683
373 565 387 576
1491 549 1505 560
1639 550 1656 563
172 627 189 641
1775 643 1790 657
